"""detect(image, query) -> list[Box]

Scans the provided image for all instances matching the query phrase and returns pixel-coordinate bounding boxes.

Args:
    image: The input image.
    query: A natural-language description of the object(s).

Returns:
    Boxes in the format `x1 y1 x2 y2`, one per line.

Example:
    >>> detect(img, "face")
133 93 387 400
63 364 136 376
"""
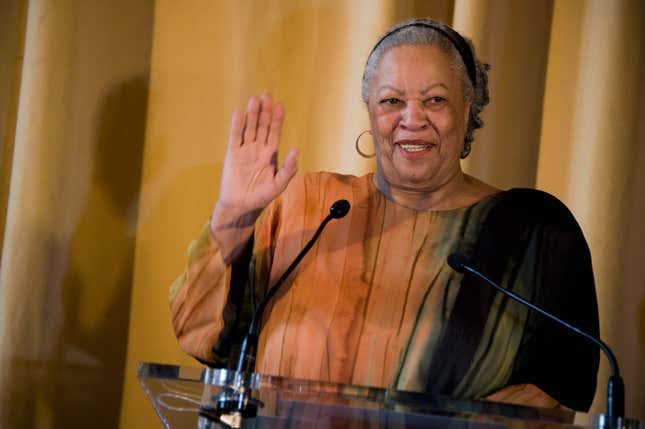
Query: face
367 44 471 193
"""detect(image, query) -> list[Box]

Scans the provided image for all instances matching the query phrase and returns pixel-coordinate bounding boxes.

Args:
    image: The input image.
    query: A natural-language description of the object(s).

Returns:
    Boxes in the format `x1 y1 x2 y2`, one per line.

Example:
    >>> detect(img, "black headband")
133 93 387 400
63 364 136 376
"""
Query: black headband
368 21 477 88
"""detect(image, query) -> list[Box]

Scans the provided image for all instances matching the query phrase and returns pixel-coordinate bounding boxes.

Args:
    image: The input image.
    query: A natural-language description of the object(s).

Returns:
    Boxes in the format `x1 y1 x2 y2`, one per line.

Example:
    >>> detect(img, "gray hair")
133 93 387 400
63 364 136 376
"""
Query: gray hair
361 19 490 158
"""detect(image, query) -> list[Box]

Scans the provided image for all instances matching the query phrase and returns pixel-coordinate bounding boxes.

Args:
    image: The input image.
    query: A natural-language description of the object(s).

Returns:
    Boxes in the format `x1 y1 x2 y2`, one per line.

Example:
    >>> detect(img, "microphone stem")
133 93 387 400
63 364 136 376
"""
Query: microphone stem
463 265 624 418
463 266 618 376
235 213 334 375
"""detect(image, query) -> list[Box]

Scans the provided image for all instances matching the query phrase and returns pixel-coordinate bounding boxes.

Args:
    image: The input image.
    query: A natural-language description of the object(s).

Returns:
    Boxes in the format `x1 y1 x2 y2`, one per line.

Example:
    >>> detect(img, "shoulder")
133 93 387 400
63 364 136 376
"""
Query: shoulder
282 171 367 203
264 171 368 219
301 171 364 190
478 188 589 254
496 188 580 228
257 171 367 243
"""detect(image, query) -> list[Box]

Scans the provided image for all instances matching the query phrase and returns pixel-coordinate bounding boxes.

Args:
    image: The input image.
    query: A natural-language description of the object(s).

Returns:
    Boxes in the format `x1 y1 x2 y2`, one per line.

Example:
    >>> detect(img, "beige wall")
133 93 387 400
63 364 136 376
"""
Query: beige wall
0 0 153 427
537 0 645 415
456 0 554 189
0 0 27 254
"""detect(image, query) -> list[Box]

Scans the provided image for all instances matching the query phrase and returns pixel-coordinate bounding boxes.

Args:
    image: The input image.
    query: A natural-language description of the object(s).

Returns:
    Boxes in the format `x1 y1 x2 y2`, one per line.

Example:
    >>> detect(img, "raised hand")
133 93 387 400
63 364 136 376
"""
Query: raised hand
211 93 298 263
218 93 297 212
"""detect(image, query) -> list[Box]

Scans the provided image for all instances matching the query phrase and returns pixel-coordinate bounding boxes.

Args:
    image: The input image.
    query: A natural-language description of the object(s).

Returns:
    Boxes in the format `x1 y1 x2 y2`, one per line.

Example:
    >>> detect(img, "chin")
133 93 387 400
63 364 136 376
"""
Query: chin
377 166 439 191
393 175 437 191
398 169 438 184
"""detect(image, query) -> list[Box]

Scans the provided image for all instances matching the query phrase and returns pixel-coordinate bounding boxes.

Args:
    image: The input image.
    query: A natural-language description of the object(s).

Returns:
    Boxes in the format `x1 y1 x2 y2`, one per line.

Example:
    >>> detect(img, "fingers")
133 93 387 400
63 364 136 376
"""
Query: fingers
255 93 273 144
240 93 279 146
243 96 260 143
228 109 244 148
239 95 283 162
267 102 284 150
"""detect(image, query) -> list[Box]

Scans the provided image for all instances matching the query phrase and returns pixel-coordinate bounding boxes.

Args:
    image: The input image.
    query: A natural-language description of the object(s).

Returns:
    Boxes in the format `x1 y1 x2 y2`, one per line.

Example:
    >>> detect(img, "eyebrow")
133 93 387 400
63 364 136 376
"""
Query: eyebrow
377 84 404 95
377 82 449 96
420 83 449 94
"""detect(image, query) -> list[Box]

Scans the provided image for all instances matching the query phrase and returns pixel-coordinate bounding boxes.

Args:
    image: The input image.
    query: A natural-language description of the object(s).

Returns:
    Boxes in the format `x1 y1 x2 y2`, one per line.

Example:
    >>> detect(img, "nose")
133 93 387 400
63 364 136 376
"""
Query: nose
400 101 428 130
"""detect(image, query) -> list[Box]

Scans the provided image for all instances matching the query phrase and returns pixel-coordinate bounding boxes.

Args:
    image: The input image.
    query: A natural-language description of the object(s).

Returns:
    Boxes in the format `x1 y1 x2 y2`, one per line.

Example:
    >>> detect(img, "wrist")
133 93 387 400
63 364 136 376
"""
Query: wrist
210 200 261 233
209 200 259 264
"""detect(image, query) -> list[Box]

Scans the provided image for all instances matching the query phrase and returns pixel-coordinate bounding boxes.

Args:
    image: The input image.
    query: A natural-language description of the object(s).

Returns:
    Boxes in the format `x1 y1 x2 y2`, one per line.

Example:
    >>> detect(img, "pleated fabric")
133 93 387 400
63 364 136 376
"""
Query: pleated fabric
170 172 598 410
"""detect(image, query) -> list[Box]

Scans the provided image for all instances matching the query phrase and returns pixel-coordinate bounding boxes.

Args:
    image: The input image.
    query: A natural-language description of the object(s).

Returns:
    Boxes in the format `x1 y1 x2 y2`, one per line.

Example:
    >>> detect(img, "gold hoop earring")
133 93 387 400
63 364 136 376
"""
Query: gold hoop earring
355 130 375 158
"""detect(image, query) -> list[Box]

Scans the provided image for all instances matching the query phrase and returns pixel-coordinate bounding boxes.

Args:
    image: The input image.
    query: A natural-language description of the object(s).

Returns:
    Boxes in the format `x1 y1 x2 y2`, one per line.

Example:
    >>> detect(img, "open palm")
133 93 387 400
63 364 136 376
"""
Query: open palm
218 93 298 215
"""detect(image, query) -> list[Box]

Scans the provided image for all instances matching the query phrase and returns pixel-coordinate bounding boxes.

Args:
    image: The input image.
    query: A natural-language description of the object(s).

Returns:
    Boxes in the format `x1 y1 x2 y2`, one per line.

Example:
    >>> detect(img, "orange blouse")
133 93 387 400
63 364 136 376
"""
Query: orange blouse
169 172 599 410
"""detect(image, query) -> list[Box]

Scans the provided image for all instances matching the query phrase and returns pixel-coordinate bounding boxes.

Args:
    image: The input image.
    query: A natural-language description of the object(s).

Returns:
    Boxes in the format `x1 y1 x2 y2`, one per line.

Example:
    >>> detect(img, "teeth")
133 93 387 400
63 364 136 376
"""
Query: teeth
399 144 431 152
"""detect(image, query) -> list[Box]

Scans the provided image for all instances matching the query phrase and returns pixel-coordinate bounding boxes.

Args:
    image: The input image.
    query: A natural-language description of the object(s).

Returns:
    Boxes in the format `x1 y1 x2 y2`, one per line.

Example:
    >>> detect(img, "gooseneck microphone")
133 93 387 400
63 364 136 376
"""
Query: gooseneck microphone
447 252 624 420
202 199 351 428
234 199 350 376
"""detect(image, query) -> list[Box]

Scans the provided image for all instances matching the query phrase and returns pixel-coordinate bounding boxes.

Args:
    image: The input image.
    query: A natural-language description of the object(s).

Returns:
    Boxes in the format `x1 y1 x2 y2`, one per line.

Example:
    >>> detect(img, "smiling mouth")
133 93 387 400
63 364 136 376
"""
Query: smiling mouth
398 143 432 152
395 140 435 153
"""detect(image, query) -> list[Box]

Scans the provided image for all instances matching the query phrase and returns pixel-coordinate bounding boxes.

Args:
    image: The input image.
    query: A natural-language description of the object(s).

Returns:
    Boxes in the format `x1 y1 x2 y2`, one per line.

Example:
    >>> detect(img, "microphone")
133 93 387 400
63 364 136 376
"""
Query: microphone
447 252 624 420
204 199 351 427
234 199 351 375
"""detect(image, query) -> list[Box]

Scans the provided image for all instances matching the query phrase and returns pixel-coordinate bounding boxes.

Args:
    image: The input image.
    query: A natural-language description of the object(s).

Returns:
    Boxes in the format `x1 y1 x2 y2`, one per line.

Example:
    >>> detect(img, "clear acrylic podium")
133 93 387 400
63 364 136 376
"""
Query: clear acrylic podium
138 362 642 429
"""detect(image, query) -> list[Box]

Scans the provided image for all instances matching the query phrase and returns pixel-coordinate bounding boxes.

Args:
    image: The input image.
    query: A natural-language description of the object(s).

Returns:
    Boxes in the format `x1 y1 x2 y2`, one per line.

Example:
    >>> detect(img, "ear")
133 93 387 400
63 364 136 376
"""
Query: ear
463 98 472 125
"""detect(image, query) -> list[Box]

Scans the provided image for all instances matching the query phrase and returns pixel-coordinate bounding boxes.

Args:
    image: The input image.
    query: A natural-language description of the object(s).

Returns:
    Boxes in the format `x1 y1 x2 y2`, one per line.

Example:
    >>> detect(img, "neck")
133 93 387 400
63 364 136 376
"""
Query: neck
373 168 480 211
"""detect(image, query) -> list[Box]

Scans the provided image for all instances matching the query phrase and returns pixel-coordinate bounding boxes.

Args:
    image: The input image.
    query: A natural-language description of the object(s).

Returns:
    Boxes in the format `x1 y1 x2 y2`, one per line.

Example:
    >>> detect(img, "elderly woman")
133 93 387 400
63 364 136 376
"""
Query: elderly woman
169 19 599 412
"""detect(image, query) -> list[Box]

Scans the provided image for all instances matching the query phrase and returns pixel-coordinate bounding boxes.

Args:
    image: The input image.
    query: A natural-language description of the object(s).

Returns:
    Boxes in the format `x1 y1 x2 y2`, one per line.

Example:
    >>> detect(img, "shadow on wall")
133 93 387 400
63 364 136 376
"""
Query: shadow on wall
55 76 149 428
7 76 149 428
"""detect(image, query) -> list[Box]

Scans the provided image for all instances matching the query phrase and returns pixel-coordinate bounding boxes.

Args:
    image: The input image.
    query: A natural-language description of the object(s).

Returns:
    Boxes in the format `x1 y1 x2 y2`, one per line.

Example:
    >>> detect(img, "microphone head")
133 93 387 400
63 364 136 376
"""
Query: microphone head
329 199 351 219
447 253 468 273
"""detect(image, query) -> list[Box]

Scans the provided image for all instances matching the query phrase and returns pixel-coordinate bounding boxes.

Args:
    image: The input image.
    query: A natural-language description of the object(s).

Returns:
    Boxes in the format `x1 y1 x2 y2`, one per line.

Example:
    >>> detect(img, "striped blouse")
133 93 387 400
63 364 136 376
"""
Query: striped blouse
169 172 599 411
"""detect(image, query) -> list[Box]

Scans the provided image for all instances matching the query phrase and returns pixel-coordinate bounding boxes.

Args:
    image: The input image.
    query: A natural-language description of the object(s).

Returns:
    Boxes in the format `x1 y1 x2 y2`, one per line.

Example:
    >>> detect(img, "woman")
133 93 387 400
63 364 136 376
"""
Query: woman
169 19 599 412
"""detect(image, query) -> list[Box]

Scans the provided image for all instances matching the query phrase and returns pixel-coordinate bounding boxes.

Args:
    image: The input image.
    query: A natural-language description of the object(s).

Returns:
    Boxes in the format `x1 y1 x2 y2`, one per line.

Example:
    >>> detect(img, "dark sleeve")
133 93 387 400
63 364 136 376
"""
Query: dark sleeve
209 236 256 367
508 196 600 411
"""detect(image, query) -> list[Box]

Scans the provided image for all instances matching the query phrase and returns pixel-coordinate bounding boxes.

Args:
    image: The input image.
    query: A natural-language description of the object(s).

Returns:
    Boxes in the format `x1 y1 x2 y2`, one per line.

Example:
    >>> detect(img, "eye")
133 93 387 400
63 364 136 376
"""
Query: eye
423 96 448 111
380 98 402 106
425 96 447 105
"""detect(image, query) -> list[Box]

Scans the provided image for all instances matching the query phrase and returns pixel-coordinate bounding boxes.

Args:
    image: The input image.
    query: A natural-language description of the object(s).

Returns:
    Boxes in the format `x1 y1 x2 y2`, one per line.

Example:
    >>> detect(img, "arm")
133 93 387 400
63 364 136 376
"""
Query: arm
212 93 297 264
169 93 297 363
475 191 598 410
169 222 237 362
505 209 600 411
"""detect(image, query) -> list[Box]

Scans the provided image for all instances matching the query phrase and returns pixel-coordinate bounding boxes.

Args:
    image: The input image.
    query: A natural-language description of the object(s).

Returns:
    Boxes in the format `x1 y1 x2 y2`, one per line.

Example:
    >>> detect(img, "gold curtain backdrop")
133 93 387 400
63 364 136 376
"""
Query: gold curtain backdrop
0 1 643 427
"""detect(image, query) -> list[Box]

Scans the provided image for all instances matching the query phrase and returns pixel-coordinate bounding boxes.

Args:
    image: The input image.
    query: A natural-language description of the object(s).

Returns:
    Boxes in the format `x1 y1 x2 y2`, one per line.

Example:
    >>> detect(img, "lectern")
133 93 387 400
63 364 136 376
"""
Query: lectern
138 362 641 429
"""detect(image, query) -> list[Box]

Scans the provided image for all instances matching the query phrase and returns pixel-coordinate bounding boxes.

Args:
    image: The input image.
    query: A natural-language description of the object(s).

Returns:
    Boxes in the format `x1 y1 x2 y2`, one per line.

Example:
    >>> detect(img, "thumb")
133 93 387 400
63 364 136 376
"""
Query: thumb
274 148 298 192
